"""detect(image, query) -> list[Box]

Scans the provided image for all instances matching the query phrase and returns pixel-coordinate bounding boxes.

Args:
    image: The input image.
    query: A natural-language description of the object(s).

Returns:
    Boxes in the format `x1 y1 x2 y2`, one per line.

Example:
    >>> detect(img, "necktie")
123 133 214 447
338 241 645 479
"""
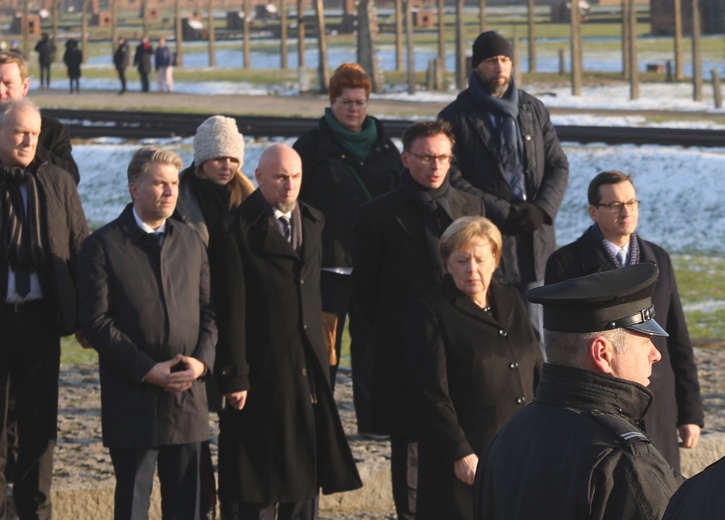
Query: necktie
278 216 291 243
617 249 627 267
15 266 31 298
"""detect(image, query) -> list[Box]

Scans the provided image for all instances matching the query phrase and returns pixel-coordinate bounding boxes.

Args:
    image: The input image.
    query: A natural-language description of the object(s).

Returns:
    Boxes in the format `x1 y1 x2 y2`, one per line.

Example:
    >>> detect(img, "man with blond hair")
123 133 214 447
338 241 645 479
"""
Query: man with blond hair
78 147 216 519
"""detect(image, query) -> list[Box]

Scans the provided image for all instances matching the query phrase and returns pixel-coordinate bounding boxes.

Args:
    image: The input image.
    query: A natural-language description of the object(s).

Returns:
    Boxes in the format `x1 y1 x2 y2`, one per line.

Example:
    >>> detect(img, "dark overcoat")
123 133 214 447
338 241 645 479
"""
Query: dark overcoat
407 276 543 520
209 192 362 503
351 183 485 435
293 115 401 269
38 115 79 185
0 160 87 333
77 204 217 448
663 456 725 520
545 230 703 473
439 88 569 285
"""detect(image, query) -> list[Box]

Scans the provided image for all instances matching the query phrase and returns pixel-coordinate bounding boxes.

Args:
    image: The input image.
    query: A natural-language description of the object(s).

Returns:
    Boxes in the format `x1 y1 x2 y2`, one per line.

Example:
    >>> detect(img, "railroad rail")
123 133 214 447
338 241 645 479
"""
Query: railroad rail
44 109 725 148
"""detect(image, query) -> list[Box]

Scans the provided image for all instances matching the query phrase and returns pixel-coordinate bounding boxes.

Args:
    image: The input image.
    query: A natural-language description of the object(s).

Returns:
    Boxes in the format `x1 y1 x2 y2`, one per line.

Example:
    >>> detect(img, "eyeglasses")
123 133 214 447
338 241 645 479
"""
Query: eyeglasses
336 98 368 108
595 200 640 214
407 151 453 164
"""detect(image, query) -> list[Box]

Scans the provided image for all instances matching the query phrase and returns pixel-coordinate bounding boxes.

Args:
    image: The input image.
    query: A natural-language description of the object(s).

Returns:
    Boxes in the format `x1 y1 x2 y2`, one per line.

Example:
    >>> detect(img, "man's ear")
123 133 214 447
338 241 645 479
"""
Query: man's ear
588 335 615 376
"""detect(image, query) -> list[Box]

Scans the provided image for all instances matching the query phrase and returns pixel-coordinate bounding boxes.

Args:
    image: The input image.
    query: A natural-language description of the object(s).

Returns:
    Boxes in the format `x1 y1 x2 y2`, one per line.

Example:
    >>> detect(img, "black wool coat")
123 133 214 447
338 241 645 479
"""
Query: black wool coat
545 231 703 473
663 456 725 520
77 205 217 448
407 277 543 520
439 88 569 285
209 192 362 503
351 182 485 435
38 115 79 185
293 115 401 269
0 160 88 333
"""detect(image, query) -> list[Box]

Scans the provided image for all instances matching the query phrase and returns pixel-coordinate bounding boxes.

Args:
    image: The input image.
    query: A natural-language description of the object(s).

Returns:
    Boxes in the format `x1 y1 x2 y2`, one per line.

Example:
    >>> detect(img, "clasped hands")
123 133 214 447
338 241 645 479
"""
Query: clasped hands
143 354 206 393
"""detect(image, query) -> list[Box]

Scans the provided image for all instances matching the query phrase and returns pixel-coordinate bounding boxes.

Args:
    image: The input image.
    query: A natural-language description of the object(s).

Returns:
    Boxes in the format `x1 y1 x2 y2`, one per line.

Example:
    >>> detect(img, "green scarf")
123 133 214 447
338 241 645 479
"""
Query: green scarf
324 107 378 163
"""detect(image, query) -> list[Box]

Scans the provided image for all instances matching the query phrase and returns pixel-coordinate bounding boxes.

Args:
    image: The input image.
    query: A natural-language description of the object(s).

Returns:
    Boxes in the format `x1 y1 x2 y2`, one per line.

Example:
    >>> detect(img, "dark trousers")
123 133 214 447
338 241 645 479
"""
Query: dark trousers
68 77 79 93
319 271 374 433
110 442 201 520
39 65 51 88
138 70 150 92
199 440 216 515
234 496 318 520
390 434 417 520
117 68 127 92
0 303 60 520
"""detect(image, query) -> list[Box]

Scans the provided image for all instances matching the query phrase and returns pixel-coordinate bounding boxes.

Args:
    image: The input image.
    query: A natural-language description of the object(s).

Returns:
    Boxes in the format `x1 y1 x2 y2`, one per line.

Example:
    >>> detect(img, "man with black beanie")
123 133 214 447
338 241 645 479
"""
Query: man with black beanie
439 30 569 339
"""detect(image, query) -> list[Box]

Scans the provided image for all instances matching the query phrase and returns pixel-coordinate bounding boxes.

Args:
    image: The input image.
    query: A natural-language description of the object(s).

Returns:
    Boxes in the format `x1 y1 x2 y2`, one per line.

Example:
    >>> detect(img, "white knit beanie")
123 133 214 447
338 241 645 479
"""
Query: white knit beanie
193 115 245 167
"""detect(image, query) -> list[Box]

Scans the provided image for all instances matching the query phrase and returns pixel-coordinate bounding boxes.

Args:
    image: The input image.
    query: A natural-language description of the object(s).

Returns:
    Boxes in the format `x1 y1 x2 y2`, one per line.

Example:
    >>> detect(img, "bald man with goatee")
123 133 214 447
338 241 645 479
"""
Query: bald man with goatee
210 144 361 520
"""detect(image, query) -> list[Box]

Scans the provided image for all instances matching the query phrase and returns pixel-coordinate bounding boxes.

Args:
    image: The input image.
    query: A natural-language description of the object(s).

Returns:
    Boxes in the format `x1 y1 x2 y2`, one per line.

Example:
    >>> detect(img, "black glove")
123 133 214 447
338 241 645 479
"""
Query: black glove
503 203 546 235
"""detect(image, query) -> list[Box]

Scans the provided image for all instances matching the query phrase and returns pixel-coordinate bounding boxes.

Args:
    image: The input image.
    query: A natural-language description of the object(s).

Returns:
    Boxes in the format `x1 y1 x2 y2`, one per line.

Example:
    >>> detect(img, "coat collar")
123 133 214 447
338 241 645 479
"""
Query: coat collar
574 229 656 274
535 363 653 424
440 274 516 329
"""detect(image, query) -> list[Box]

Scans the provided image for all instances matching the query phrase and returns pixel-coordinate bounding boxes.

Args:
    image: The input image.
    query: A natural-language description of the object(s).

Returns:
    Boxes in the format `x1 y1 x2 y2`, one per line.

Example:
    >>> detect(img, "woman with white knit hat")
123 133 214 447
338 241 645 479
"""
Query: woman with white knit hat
173 115 255 520
174 115 255 247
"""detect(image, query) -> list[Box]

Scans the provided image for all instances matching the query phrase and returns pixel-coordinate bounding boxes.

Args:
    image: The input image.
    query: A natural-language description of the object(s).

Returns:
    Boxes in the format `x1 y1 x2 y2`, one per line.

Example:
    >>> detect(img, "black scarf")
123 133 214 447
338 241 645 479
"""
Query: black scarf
468 72 526 201
0 166 46 270
589 223 641 268
189 173 232 232
400 169 454 281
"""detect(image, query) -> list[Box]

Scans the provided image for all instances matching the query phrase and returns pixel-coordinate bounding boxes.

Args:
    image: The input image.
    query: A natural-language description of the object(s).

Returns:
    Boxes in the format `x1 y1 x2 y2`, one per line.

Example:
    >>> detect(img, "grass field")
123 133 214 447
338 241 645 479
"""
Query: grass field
61 253 725 365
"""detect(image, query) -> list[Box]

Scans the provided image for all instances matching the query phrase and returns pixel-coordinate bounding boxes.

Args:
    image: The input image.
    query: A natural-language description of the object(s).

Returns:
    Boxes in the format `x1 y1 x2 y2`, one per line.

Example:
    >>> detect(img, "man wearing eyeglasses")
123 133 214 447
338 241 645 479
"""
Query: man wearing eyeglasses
439 31 569 341
352 120 484 520
545 170 703 477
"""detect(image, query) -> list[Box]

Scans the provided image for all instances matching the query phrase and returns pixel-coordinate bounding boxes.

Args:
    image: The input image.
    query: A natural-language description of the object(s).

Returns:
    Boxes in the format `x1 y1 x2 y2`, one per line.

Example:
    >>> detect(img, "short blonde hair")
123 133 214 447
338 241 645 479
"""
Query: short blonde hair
0 50 27 81
127 147 183 184
439 216 503 266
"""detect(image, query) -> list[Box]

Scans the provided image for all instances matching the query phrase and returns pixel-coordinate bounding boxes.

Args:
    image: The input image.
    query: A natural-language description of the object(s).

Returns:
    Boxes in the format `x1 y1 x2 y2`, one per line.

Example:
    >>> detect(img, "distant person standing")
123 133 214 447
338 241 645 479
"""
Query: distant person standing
113 37 130 95
134 36 153 93
9 39 21 56
155 37 174 93
62 39 82 94
34 33 56 89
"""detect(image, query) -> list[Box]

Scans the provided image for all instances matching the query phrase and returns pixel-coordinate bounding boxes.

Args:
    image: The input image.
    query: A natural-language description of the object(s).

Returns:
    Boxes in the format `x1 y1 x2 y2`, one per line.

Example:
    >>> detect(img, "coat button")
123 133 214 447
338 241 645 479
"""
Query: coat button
300 279 304 285
221 367 231 376
525 134 532 141
509 362 519 369
516 396 526 404
302 368 307 376
499 330 507 337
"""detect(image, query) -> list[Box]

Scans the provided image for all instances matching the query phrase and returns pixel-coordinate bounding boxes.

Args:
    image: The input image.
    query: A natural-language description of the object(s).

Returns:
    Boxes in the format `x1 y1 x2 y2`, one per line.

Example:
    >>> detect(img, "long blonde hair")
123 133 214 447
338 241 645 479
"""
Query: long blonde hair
196 163 255 209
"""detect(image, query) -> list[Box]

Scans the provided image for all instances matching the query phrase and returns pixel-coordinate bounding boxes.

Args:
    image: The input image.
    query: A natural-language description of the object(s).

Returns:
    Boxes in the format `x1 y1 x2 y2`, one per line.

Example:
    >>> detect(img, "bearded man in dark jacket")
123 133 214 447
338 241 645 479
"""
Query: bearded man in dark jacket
438 31 568 337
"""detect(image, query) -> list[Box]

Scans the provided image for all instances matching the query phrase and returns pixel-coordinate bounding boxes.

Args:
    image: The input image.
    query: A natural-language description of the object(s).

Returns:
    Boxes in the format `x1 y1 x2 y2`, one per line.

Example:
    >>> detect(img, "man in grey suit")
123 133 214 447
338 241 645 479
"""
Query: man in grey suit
78 147 216 519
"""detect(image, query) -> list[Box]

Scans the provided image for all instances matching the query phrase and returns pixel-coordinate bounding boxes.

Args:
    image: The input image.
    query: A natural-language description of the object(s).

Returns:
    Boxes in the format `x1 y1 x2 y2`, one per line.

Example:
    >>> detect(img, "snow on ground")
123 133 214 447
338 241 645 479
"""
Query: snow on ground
75 138 725 256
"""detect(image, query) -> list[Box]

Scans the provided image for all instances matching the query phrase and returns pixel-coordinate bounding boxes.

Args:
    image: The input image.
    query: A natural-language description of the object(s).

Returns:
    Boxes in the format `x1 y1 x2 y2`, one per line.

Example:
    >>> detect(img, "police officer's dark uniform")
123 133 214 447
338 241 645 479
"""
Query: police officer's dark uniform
473 263 682 520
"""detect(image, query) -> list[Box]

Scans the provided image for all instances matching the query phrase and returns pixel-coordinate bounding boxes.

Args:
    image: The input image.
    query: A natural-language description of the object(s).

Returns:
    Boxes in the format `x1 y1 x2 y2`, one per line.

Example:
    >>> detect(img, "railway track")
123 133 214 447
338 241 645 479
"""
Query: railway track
44 109 725 148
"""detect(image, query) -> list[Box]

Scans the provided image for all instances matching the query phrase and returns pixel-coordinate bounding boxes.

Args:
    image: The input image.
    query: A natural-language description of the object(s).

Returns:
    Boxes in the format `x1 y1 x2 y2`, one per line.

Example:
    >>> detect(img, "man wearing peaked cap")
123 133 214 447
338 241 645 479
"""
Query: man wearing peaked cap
473 263 682 520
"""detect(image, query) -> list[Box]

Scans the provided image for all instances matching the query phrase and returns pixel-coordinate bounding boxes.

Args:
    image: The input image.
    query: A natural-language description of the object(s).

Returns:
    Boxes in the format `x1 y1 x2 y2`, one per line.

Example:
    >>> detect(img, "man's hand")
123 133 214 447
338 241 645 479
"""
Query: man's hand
144 354 206 393
225 391 248 411
678 424 701 449
75 329 93 349
453 453 479 485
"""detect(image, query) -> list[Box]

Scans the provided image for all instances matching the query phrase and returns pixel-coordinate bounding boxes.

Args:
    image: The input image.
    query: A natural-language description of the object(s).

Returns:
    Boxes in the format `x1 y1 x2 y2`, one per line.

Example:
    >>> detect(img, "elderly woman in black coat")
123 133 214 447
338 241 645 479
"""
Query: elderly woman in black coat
407 216 543 520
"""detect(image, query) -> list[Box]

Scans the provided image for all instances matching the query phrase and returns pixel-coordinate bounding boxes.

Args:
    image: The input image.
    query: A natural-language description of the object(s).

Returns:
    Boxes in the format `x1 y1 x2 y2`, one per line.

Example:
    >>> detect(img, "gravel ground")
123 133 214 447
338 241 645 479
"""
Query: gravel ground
51 346 725 518
54 365 395 518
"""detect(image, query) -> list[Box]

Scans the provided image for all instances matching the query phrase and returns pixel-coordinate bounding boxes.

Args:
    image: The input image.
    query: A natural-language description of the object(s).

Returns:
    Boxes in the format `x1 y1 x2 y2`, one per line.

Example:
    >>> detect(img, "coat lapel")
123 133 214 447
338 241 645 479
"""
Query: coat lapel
392 190 427 254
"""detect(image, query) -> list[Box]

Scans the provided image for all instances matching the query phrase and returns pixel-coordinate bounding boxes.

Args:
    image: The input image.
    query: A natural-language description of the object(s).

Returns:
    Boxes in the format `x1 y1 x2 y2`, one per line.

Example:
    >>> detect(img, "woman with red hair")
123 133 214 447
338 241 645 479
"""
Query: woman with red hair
293 62 401 437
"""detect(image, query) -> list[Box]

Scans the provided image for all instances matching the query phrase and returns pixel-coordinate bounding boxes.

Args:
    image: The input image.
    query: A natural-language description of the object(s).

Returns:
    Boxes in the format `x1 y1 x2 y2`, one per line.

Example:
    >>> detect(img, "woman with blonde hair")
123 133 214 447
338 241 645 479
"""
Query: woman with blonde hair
173 114 254 520
407 216 543 520
175 115 255 247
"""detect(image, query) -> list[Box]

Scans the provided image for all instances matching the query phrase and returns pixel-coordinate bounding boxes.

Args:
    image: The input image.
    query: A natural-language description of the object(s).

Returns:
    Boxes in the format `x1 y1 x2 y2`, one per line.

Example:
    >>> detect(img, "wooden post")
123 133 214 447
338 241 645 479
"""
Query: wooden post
712 69 722 108
570 0 581 96
395 0 404 72
298 0 306 68
437 0 446 72
513 37 522 87
455 0 465 90
22 0 29 61
175 0 183 67
692 0 702 101
243 0 251 68
314 0 329 92
52 0 60 62
558 47 565 75
405 0 415 95
479 0 486 33
280 0 288 69
527 0 536 73
357 0 382 92
673 0 683 80
81 0 90 66
427 59 435 90
111 0 118 58
628 0 639 100
621 0 629 80
208 0 216 67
